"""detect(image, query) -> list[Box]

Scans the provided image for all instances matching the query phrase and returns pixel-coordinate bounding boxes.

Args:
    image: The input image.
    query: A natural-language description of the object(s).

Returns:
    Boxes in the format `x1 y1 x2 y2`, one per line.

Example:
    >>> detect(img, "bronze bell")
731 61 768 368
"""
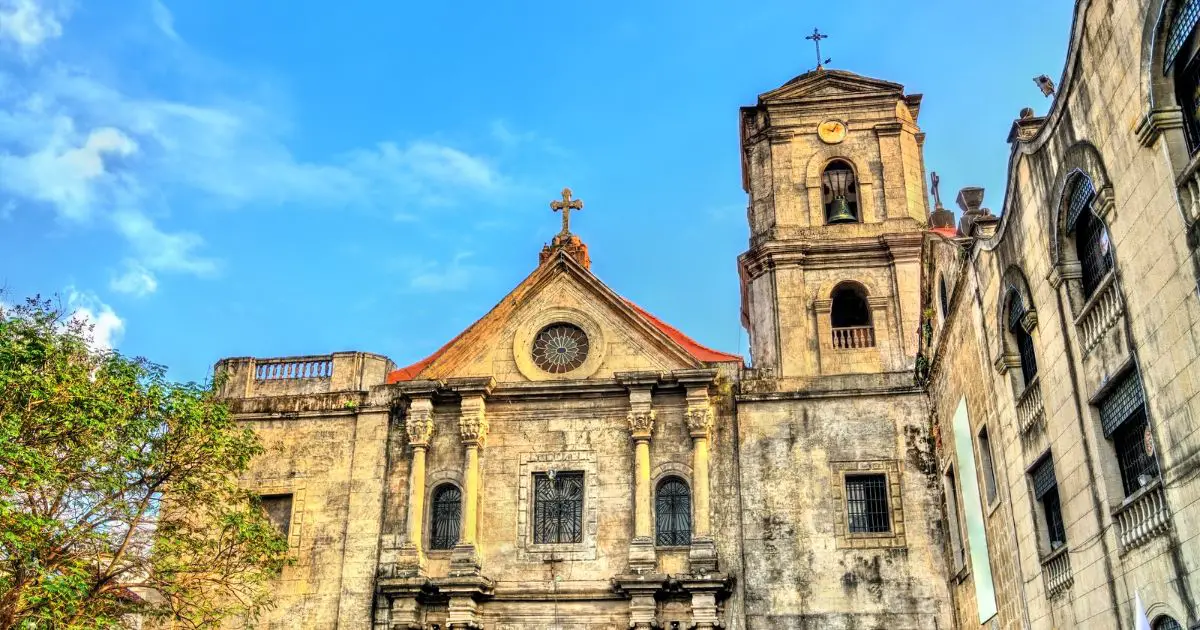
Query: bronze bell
827 196 857 223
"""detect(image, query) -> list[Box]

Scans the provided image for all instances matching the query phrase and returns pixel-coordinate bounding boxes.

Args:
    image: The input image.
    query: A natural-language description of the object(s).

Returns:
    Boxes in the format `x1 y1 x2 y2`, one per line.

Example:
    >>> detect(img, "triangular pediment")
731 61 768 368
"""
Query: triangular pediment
389 250 738 384
758 68 905 105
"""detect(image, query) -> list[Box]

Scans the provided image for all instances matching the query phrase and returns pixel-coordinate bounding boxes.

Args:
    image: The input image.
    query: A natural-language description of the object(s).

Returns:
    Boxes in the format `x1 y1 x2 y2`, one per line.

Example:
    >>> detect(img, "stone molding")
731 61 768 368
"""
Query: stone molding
686 407 714 438
405 398 434 447
627 410 657 440
1135 106 1185 148
515 450 600 562
458 396 488 447
830 460 906 550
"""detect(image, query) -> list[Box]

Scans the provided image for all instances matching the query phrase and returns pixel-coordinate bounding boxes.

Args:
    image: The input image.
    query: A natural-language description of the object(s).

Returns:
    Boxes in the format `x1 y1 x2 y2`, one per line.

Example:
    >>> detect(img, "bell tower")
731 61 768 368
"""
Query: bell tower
737 68 929 379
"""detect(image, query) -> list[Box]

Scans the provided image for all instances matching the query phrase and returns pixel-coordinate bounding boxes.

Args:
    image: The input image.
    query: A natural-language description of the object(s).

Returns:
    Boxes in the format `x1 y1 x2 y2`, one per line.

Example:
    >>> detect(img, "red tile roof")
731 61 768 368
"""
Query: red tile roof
931 226 959 238
386 298 741 382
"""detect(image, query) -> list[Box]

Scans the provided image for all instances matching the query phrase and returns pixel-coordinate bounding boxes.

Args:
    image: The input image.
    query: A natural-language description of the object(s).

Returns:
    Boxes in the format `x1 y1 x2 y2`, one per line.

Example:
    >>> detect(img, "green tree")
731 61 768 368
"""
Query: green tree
0 297 290 629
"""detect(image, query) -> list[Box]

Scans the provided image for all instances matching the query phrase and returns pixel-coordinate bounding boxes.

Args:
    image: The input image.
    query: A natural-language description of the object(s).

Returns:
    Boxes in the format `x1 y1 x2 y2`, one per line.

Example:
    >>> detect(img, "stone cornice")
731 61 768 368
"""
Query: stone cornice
1136 107 1185 148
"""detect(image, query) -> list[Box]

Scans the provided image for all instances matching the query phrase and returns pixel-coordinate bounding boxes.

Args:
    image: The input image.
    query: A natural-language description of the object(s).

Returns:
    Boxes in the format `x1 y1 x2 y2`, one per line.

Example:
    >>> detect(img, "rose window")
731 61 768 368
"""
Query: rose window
531 323 590 373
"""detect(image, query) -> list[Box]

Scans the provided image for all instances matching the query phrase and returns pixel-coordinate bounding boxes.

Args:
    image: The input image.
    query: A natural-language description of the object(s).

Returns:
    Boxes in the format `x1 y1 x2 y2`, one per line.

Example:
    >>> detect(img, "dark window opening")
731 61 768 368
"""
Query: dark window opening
939 276 949 319
846 474 890 534
1008 291 1039 387
655 477 692 546
978 427 998 504
830 283 875 349
533 471 584 544
1031 455 1066 550
430 484 462 550
822 160 860 224
1170 0 1200 154
260 494 293 538
1154 615 1184 630
1073 208 1114 299
1114 411 1160 497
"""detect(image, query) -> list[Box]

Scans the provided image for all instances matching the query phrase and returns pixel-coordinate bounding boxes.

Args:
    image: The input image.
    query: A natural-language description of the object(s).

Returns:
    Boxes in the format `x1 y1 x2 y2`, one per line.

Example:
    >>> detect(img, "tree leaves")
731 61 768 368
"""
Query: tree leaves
0 297 290 629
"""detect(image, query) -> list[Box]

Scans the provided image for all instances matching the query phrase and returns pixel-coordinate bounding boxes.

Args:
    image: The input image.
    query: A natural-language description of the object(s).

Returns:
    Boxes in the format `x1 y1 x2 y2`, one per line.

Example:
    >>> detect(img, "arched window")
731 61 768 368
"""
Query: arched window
1007 290 1038 388
1065 176 1114 299
655 477 691 546
821 160 859 224
430 484 462 550
1167 0 1200 153
1154 615 1184 630
830 282 874 349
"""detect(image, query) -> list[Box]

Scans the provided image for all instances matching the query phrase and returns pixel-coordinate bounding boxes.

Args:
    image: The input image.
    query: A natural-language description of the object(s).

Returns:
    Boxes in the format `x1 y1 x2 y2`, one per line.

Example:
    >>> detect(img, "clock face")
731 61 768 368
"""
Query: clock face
818 120 847 144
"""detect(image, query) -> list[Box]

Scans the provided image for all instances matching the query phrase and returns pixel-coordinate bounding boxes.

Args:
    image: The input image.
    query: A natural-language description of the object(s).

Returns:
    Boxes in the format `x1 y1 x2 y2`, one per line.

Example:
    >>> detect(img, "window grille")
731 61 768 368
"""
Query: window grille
260 494 293 538
1166 0 1200 72
1065 175 1095 233
1074 209 1114 299
1113 412 1160 497
430 484 462 550
1043 487 1067 548
1154 616 1184 630
533 472 584 544
1099 371 1148 437
1031 454 1058 501
846 474 890 533
1007 292 1038 386
655 477 692 546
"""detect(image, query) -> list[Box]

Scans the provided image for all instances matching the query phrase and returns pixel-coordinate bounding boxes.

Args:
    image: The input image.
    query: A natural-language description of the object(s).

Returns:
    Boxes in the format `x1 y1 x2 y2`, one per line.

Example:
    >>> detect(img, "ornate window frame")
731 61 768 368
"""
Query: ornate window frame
831 460 906 549
253 478 307 555
516 450 599 561
512 307 607 381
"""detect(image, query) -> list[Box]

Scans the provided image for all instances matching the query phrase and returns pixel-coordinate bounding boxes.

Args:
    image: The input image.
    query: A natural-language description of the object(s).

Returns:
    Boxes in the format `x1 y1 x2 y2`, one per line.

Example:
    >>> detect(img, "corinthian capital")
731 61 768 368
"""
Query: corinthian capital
459 396 489 446
686 407 714 438
405 399 434 447
627 410 656 440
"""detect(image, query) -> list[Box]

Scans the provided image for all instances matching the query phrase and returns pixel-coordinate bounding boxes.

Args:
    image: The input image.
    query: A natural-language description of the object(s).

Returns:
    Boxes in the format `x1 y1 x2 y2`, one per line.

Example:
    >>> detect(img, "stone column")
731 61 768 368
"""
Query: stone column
685 387 718 574
627 385 657 574
451 395 487 576
395 397 433 576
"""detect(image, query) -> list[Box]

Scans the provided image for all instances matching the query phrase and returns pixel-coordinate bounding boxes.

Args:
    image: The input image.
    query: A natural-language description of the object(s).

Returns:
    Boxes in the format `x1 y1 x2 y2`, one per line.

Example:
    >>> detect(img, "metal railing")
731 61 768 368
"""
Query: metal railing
1114 481 1170 553
1074 272 1123 356
832 325 876 350
254 356 333 380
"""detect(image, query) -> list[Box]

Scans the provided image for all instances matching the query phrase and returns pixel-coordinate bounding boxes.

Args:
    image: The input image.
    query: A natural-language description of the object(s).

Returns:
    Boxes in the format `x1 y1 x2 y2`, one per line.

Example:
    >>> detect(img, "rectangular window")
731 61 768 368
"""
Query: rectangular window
845 474 890 533
1113 410 1159 496
978 426 998 504
944 468 966 571
533 472 584 544
260 494 293 538
1030 455 1066 550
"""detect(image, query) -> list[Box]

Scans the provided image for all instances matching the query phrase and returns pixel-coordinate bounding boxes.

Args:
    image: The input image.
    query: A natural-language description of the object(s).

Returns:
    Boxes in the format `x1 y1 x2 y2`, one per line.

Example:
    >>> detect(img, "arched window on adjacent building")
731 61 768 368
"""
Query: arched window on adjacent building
1166 0 1200 153
1006 289 1038 389
830 282 874 349
1065 176 1114 299
429 483 462 550
821 160 860 224
655 476 691 546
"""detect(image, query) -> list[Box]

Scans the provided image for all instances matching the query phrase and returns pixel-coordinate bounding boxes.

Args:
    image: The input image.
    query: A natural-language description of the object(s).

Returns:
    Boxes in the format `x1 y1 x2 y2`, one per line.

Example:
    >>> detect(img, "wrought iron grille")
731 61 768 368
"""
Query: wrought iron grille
1114 412 1160 497
1100 371 1148 437
1167 0 1200 72
1031 454 1058 501
1043 487 1067 548
533 472 584 544
845 474 890 534
531 324 590 373
430 484 462 550
1154 615 1184 630
655 477 692 546
1065 175 1095 233
1074 209 1114 300
1008 292 1039 386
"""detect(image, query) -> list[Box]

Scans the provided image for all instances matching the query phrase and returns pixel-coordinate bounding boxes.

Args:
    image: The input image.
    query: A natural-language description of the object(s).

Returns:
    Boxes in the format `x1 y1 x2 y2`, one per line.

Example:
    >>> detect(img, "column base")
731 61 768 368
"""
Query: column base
613 574 669 629
436 574 495 630
375 576 433 630
687 536 718 575
449 543 481 577
380 540 425 579
627 536 657 574
677 574 731 630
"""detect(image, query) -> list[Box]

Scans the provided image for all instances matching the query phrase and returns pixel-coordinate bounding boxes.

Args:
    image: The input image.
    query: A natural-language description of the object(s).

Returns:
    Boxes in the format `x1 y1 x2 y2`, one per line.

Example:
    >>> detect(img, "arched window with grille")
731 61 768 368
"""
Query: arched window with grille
1007 290 1038 388
830 282 874 349
429 483 462 550
1154 615 1184 630
821 160 860 224
1167 0 1200 153
655 476 691 546
1065 176 1114 299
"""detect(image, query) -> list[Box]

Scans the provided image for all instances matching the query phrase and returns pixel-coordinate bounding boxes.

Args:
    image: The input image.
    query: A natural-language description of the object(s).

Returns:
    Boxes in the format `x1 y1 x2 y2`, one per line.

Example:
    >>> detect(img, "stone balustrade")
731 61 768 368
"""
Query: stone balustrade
1115 481 1170 552
255 356 333 380
1041 547 1073 599
1015 377 1045 435
214 352 395 398
832 325 876 350
1074 272 1123 356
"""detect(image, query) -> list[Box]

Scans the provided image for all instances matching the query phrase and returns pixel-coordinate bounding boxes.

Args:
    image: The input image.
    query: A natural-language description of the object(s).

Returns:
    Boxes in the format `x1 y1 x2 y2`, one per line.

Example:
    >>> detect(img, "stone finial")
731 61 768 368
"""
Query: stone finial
405 398 434 447
956 187 995 238
539 233 591 269
627 410 656 440
1020 107 1035 119
458 396 488 446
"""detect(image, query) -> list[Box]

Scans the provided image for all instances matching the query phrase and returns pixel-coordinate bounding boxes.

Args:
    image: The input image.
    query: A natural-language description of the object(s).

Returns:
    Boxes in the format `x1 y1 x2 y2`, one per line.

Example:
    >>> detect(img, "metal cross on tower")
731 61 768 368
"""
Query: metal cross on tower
550 187 584 235
806 28 831 70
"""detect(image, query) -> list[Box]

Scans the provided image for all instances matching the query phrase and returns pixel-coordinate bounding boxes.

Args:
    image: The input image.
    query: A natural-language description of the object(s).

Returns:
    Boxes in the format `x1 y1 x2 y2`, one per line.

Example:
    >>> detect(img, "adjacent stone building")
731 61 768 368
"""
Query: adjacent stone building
210 1 1200 628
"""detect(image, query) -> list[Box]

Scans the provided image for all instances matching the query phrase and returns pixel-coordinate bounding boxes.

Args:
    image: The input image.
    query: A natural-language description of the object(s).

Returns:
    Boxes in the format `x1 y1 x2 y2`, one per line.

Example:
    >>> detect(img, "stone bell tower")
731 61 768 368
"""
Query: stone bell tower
737 67 930 379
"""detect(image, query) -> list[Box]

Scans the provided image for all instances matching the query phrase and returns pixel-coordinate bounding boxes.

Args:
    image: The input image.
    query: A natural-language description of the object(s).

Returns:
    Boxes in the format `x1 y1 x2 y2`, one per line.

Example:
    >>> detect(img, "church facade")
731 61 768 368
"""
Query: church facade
212 1 1200 628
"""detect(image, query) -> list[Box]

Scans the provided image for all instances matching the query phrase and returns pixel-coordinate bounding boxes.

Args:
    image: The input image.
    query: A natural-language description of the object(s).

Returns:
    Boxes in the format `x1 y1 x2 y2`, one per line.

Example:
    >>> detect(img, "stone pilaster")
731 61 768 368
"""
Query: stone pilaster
451 395 487 577
613 576 668 630
627 382 657 574
395 397 434 577
685 388 717 575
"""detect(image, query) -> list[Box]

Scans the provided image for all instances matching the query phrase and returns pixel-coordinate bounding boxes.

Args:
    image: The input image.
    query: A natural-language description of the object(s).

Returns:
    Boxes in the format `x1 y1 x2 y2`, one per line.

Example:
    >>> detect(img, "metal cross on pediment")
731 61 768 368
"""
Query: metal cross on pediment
806 28 831 70
550 187 584 235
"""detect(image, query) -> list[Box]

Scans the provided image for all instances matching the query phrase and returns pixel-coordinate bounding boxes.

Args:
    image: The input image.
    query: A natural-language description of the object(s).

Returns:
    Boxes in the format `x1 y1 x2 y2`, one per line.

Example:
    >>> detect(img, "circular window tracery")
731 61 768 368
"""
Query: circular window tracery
532 323 590 373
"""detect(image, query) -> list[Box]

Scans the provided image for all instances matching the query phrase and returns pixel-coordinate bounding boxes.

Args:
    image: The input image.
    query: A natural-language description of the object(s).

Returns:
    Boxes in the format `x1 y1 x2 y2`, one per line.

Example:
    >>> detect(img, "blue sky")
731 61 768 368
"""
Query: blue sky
0 0 1074 383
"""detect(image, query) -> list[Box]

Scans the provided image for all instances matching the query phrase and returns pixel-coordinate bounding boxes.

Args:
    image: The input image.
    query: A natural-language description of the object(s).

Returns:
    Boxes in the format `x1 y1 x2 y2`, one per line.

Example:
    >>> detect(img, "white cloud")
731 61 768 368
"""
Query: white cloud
66 288 124 351
401 252 488 293
0 0 64 52
110 261 158 297
149 0 178 41
111 211 217 276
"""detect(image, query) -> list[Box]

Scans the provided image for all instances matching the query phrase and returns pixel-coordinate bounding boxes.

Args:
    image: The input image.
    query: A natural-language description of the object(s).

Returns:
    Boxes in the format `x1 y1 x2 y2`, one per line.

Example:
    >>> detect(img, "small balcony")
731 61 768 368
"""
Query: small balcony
1041 546 1073 599
1015 377 1045 435
1114 480 1171 553
1074 272 1123 356
831 325 876 350
214 352 395 399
